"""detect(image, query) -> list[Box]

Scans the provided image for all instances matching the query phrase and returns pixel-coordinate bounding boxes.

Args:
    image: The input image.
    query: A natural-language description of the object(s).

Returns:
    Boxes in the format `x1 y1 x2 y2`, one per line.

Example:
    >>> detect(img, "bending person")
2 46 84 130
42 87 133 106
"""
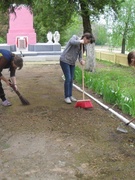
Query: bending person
0 49 23 106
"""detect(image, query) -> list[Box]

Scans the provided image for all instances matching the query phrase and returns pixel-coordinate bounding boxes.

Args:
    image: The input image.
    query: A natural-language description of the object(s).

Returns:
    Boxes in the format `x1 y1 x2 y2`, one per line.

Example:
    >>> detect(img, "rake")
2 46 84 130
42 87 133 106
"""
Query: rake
117 118 135 133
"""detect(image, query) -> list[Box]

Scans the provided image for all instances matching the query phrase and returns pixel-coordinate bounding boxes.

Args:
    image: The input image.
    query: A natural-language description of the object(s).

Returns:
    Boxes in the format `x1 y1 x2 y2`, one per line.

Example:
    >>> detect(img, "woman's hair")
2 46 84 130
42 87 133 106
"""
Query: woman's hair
127 51 135 65
81 32 95 44
13 55 23 70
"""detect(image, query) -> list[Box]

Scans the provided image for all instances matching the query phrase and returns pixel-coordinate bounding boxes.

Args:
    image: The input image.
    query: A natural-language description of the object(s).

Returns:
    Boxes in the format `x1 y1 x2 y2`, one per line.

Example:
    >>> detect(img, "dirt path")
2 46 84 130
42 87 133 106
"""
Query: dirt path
0 62 135 180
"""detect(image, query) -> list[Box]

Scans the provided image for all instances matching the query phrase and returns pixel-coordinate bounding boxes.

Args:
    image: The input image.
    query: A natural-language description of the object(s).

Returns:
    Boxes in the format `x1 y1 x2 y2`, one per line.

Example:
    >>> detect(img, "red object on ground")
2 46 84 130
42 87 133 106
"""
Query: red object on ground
75 99 93 109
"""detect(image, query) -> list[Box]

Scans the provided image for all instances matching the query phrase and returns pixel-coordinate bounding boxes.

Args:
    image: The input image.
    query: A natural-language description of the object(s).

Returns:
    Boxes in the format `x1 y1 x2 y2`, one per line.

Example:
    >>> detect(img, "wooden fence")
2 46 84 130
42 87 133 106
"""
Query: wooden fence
95 51 128 66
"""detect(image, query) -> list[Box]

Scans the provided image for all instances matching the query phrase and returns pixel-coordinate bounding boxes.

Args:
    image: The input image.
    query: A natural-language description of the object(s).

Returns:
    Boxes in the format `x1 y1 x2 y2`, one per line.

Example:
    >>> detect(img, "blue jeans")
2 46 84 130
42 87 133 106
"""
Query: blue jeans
60 61 75 98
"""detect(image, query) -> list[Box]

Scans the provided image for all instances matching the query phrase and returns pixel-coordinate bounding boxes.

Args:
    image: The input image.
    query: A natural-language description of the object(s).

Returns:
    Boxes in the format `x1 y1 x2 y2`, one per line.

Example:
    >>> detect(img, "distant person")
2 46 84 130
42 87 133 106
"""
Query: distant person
0 49 23 106
127 51 135 66
60 33 95 104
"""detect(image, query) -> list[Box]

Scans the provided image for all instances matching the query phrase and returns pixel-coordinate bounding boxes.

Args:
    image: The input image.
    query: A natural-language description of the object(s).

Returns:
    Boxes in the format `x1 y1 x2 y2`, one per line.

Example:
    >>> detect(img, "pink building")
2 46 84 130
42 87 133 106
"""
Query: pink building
7 5 36 51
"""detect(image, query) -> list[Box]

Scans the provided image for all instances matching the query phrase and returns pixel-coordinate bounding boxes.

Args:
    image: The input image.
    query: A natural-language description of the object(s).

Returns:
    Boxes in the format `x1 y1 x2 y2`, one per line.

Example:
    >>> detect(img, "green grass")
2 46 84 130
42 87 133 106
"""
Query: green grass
74 60 135 117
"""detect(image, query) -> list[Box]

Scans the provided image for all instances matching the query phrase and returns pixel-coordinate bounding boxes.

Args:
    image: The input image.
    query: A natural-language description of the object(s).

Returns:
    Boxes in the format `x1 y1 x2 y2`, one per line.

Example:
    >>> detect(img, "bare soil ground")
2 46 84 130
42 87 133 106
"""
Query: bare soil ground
0 61 135 180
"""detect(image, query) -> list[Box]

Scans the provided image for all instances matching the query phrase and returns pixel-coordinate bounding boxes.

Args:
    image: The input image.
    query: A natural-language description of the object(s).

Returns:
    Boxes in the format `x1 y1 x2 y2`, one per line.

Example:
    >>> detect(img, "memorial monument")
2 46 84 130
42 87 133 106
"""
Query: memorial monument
0 4 61 56
7 5 36 51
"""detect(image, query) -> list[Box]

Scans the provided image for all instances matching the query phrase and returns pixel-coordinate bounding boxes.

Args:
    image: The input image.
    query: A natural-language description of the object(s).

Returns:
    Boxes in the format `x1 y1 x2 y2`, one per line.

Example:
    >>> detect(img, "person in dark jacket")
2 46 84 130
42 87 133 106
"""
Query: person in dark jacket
0 49 23 106
60 32 95 104
127 51 135 66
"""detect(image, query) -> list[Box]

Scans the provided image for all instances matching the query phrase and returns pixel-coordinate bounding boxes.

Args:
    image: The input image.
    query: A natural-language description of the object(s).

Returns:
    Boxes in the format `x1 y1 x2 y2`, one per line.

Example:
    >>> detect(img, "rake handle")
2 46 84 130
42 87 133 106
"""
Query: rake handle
126 118 135 125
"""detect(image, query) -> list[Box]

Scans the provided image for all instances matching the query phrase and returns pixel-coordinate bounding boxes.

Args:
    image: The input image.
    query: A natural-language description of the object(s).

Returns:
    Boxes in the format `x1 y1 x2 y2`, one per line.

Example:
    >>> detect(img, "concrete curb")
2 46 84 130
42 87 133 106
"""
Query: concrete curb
22 55 60 64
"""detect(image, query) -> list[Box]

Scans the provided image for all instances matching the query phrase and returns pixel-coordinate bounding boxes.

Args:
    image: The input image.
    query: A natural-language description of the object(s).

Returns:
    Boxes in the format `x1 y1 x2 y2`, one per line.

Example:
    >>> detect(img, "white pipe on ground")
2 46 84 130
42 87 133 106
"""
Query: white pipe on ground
73 84 135 130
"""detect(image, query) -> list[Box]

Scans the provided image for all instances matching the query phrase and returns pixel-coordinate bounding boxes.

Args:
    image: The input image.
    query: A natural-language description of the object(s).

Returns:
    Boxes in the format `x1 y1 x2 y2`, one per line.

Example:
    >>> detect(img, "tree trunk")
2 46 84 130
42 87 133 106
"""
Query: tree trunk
121 38 125 54
121 20 129 54
79 0 95 72
79 0 92 33
85 43 96 72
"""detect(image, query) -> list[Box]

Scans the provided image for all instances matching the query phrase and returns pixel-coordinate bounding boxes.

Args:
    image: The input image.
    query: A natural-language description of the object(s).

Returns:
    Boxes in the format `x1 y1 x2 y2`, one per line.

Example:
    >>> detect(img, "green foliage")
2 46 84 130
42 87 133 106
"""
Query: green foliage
74 66 82 84
0 0 124 44
0 37 6 43
92 23 107 45
33 0 75 44
75 61 135 117
117 92 135 116
110 0 135 52
0 10 8 43
102 81 120 104
64 15 83 45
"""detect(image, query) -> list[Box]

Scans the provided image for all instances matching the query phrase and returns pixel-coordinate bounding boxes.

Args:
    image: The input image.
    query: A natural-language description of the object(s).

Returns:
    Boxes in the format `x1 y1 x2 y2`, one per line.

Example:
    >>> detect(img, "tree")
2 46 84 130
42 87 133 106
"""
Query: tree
92 23 107 46
0 0 124 70
75 0 123 71
0 0 123 37
0 1 75 44
110 0 135 53
33 0 75 44
0 10 8 43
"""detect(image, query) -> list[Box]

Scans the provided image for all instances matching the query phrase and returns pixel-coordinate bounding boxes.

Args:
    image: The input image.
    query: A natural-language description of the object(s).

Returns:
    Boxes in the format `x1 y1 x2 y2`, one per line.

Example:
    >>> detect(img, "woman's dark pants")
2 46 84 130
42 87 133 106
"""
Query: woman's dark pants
0 81 5 101
60 61 75 98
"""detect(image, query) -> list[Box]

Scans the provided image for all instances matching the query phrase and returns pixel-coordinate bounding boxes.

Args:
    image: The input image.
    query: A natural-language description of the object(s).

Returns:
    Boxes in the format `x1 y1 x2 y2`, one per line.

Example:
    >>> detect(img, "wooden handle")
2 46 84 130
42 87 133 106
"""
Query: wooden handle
81 45 84 100
126 118 135 125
